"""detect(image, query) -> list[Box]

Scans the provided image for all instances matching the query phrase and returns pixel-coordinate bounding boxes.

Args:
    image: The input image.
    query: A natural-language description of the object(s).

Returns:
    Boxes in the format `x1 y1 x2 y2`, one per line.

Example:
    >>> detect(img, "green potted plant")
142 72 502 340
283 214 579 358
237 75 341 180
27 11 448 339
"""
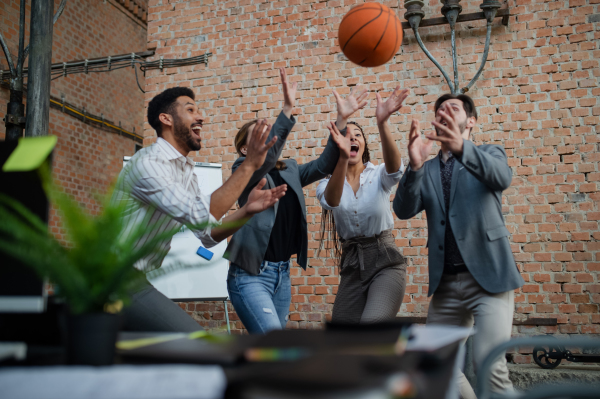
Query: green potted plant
0 177 190 365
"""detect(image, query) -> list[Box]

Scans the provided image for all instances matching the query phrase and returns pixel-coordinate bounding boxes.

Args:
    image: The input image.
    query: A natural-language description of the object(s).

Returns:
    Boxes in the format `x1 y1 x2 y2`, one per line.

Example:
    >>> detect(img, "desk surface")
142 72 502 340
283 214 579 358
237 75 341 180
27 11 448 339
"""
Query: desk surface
1 325 469 399
116 325 469 399
0 365 226 399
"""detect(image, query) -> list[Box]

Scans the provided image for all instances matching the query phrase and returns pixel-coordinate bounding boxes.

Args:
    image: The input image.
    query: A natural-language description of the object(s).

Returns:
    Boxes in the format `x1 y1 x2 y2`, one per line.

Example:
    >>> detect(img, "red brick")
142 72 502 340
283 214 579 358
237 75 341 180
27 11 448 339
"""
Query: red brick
35 0 595 335
570 294 590 303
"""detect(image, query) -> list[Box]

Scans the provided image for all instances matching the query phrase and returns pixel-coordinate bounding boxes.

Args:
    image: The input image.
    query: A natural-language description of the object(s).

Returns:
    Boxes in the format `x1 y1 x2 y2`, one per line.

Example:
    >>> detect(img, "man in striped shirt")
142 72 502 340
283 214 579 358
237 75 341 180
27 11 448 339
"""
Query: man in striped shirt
113 87 287 332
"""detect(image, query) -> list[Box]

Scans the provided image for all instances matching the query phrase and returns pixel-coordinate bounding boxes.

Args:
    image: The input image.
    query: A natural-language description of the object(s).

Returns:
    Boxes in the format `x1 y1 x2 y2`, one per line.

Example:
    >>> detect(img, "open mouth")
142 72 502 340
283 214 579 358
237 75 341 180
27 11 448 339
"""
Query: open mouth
191 123 202 139
350 143 359 157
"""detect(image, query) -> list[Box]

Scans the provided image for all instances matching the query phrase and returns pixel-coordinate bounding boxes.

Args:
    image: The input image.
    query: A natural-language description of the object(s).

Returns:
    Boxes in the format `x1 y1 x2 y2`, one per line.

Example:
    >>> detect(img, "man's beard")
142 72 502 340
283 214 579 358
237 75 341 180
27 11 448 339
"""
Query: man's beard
173 114 201 152
435 119 468 137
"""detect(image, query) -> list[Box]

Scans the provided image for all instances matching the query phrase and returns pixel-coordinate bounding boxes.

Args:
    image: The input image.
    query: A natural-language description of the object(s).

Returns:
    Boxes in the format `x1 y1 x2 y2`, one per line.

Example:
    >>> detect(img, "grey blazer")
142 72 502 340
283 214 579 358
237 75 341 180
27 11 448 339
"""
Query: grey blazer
393 140 524 296
224 111 342 275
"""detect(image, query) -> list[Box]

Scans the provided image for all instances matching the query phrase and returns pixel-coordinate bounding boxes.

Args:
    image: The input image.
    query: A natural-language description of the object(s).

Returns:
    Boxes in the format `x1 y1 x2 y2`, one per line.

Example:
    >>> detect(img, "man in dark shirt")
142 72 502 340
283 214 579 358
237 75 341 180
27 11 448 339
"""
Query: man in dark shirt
393 94 524 399
439 154 468 275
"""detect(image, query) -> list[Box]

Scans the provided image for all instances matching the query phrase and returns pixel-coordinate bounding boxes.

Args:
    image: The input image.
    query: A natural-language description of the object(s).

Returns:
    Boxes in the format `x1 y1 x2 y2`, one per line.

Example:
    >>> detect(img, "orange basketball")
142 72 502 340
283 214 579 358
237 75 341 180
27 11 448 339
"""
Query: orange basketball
339 2 403 68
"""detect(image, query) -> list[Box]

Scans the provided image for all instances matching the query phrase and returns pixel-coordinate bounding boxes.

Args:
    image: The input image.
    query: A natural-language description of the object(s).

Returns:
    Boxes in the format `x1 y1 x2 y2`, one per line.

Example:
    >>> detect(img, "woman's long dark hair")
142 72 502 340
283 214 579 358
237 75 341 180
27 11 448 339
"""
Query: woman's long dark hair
318 121 370 265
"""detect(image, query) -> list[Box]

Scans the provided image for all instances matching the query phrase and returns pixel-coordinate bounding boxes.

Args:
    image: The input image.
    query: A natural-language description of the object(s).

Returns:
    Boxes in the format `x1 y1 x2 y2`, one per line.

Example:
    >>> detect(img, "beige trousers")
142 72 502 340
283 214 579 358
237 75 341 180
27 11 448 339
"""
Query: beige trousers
426 272 514 399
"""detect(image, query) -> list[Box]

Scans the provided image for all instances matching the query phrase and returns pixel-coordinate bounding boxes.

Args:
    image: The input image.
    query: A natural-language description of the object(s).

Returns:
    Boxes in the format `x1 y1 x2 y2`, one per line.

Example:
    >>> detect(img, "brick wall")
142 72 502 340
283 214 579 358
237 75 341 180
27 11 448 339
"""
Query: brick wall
0 0 147 226
146 0 599 345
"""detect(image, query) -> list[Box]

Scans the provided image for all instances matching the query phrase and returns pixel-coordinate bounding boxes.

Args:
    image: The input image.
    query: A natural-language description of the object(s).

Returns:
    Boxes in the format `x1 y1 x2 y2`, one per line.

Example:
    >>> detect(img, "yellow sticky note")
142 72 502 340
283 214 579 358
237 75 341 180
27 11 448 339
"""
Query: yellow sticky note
2 136 57 172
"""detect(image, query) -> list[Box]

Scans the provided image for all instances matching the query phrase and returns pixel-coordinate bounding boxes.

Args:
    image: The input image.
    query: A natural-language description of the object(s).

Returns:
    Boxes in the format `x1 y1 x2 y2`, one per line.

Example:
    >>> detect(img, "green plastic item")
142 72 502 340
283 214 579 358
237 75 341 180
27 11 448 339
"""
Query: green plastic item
2 135 57 172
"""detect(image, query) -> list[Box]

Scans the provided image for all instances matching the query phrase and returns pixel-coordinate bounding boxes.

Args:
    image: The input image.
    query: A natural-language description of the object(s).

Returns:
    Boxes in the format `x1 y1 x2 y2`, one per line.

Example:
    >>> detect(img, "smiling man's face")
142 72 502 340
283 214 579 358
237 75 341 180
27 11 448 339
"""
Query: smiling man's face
172 96 204 152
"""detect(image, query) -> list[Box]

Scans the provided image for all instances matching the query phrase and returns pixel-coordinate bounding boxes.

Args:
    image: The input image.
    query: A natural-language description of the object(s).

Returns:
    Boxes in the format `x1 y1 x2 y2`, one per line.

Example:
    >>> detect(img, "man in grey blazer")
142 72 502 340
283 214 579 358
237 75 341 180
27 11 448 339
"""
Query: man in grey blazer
393 94 524 399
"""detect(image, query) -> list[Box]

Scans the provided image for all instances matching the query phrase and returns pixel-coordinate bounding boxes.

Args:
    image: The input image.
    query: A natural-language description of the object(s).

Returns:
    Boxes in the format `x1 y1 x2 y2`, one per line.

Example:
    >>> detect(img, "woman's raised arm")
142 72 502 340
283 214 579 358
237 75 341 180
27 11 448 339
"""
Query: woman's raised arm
375 86 408 174
321 122 351 207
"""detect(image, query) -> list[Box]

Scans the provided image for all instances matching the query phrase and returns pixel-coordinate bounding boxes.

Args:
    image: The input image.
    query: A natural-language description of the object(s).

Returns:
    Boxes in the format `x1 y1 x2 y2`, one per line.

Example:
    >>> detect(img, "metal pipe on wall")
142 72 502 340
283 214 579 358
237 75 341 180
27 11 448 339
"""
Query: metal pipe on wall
3 0 26 141
25 0 54 137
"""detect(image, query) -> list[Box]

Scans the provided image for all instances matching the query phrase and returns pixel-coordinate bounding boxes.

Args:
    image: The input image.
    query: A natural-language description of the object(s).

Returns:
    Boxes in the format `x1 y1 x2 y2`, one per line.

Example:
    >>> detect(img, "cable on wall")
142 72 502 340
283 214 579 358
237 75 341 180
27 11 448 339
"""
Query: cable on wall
0 51 213 93
1 78 143 143
48 97 143 143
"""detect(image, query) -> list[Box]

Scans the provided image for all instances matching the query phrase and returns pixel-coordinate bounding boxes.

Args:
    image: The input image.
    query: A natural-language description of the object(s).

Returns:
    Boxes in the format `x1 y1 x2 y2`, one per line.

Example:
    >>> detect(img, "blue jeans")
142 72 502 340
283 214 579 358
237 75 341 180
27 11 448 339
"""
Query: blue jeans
227 260 291 334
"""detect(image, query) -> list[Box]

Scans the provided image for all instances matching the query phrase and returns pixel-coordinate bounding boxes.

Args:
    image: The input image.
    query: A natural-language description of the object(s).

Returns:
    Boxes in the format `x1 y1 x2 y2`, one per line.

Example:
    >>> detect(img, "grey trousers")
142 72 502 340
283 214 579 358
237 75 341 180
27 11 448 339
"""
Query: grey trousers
332 230 407 324
427 272 514 399
121 283 203 332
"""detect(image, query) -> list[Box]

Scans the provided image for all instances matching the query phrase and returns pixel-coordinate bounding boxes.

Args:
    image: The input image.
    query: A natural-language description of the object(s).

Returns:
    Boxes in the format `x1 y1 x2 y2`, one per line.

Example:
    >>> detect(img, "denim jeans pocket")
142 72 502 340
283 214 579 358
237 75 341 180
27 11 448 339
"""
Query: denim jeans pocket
257 260 269 275
228 263 243 280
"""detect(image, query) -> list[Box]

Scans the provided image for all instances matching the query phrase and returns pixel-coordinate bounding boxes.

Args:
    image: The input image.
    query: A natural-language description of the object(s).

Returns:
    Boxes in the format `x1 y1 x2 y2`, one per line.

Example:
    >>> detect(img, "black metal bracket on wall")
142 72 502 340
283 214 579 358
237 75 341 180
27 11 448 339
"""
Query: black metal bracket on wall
400 1 510 95
400 8 510 31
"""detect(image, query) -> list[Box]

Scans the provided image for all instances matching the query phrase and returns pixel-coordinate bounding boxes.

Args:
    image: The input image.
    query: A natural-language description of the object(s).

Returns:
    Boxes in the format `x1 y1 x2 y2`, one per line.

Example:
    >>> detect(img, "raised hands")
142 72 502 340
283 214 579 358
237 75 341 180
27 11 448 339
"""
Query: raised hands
244 178 287 215
327 121 351 160
333 85 368 129
407 120 434 171
210 177 287 242
280 67 298 119
427 105 465 156
244 119 277 170
375 86 408 173
376 86 409 125
323 121 351 208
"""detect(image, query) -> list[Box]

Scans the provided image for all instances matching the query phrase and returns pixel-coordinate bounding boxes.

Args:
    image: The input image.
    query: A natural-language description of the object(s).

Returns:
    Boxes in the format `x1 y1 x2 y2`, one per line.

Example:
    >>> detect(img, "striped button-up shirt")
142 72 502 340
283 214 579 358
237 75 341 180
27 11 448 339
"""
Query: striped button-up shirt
112 138 219 272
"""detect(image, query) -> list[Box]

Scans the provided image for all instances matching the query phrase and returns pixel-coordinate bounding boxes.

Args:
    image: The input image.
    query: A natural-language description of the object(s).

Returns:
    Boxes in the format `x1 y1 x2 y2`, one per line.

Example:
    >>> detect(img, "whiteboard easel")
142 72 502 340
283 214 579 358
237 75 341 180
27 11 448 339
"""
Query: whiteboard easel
123 157 230 332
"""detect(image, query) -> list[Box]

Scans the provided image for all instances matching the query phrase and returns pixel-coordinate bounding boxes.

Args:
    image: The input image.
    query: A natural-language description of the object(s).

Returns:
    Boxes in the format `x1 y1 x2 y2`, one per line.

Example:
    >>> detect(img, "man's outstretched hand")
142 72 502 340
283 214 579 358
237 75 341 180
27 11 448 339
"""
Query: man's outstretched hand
407 120 434 171
209 178 287 242
244 119 277 171
244 178 287 215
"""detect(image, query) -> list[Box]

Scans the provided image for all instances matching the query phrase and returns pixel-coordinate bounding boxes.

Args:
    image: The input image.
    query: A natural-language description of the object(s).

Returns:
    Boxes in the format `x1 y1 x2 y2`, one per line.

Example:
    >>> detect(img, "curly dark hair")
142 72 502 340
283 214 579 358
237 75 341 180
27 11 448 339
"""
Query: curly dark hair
147 87 195 136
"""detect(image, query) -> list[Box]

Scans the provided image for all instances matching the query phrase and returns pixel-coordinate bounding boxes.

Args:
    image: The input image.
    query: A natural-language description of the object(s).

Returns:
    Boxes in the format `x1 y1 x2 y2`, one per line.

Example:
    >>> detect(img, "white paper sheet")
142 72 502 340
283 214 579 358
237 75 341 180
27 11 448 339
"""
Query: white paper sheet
406 325 473 352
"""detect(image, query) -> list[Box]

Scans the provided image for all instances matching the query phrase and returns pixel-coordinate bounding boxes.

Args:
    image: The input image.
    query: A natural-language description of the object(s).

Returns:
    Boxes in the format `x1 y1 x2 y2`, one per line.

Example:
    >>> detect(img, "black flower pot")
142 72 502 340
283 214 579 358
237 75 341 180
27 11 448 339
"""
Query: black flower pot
66 312 121 366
